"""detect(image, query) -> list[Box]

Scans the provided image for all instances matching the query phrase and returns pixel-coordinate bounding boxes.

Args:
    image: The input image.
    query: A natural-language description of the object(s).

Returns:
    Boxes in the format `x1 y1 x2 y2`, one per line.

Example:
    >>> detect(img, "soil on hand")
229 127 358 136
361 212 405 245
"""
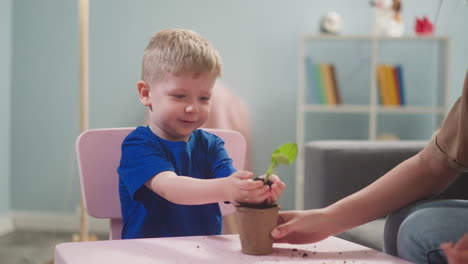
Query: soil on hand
238 178 276 209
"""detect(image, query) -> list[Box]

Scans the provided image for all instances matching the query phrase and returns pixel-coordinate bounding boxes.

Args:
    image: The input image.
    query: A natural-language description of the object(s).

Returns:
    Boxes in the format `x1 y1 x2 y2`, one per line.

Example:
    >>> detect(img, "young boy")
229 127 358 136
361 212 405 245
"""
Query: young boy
118 28 285 239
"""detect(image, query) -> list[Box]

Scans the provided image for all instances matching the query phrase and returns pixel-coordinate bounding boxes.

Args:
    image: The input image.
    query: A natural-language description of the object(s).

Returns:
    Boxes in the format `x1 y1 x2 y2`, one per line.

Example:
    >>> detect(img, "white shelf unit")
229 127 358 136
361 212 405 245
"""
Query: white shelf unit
295 35 450 209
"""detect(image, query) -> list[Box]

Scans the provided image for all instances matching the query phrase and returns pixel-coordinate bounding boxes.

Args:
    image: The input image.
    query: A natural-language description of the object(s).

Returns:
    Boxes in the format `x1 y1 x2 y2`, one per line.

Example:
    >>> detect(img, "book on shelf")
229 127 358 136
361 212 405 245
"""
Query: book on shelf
376 64 405 106
377 65 390 105
320 64 337 104
306 56 341 105
395 64 405 105
329 64 341 104
393 66 401 105
385 65 399 105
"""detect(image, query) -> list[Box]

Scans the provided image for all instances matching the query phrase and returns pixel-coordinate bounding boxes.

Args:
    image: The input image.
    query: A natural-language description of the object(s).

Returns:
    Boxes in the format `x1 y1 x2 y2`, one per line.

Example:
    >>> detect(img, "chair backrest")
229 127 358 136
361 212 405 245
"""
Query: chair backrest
76 127 246 239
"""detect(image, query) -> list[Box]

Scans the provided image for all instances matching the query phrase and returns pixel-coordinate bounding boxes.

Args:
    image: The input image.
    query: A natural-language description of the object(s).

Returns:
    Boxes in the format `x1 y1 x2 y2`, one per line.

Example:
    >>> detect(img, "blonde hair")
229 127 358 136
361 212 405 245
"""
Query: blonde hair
141 28 222 83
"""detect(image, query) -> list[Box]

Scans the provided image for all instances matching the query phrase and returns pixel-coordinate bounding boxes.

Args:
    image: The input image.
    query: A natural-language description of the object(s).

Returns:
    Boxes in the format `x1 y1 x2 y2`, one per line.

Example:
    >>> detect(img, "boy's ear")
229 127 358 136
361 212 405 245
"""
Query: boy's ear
137 80 151 107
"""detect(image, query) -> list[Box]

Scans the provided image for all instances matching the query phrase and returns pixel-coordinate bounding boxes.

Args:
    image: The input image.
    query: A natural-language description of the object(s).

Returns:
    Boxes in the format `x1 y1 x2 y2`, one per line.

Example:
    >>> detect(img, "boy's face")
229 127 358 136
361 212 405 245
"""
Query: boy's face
138 72 216 142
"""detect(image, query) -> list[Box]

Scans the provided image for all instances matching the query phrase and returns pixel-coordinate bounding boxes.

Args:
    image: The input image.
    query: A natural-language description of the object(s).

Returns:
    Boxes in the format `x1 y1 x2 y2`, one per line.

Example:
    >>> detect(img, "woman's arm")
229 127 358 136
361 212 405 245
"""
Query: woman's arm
272 145 461 243
326 145 460 231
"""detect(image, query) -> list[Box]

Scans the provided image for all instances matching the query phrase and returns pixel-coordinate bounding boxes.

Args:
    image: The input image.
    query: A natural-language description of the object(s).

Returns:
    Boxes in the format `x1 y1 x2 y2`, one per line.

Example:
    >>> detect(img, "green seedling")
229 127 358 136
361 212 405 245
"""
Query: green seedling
264 142 298 184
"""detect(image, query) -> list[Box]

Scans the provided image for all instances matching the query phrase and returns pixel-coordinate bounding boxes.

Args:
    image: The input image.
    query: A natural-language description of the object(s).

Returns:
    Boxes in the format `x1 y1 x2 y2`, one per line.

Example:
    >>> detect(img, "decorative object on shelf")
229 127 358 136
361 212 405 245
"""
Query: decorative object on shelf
415 16 434 36
370 0 404 37
319 11 342 35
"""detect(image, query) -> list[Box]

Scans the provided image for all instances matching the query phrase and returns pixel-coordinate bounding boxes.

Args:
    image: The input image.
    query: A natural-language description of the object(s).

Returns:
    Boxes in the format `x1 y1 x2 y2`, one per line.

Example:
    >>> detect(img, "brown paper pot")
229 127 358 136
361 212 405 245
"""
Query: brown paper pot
236 204 280 255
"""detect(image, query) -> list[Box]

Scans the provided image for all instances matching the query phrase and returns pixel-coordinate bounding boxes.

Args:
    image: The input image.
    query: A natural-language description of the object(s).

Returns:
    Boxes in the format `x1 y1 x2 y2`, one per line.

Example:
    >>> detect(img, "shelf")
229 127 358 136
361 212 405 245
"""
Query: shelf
302 34 449 41
302 104 445 114
296 35 450 210
377 106 445 114
303 104 369 113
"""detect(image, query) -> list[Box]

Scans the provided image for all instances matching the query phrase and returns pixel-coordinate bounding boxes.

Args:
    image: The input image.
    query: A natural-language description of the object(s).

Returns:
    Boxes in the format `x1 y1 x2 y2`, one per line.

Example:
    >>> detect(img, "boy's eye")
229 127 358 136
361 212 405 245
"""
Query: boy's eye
200 97 211 101
173 95 186 99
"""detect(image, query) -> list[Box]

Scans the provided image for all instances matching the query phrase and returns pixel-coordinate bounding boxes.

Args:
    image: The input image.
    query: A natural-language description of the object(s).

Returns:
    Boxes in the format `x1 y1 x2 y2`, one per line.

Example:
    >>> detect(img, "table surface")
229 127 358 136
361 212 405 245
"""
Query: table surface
55 234 411 264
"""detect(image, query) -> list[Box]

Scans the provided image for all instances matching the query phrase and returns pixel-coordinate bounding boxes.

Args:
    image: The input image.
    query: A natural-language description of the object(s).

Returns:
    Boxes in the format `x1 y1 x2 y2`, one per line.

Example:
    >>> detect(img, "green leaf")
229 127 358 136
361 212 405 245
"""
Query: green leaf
271 142 298 165
264 142 298 183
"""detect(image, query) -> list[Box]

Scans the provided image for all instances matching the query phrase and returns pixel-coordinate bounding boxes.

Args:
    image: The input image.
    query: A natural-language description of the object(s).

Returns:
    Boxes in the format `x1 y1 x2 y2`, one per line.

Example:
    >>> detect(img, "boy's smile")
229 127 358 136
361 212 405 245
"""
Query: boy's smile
138 72 216 142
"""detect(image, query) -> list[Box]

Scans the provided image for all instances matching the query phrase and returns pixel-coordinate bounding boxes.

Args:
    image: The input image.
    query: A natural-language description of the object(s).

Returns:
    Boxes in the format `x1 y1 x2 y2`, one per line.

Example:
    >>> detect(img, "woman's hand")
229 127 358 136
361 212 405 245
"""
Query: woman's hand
271 208 338 244
441 233 468 264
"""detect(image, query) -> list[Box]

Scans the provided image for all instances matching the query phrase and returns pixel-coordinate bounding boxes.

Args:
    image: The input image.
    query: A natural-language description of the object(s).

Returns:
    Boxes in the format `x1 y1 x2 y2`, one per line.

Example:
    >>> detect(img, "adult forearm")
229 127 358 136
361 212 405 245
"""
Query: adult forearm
326 147 459 232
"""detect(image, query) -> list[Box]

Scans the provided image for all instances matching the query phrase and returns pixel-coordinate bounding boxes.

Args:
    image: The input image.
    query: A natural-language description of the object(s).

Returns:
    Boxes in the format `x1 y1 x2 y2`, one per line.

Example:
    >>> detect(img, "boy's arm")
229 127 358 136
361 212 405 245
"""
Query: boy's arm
144 170 270 205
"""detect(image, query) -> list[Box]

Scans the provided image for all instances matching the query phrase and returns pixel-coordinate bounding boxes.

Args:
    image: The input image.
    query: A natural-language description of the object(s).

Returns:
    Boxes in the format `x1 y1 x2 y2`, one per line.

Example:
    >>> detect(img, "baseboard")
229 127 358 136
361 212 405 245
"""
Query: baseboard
12 210 109 234
0 213 14 236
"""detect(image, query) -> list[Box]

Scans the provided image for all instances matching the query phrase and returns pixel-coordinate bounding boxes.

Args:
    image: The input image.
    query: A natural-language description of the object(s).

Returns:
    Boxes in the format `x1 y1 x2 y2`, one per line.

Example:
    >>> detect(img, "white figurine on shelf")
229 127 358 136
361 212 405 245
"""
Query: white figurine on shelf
319 11 343 35
370 0 404 37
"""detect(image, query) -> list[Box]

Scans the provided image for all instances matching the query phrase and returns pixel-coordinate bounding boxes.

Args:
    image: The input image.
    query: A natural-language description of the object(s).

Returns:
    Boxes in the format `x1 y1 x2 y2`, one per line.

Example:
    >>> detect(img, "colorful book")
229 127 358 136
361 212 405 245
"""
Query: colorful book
385 65 398 105
393 66 401 105
377 65 390 105
321 64 337 104
395 64 405 105
314 63 326 104
329 64 341 104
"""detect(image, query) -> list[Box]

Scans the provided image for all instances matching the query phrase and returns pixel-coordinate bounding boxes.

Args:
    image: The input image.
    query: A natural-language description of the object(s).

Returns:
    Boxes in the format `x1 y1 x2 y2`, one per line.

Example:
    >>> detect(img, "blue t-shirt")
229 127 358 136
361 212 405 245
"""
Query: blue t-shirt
118 126 236 239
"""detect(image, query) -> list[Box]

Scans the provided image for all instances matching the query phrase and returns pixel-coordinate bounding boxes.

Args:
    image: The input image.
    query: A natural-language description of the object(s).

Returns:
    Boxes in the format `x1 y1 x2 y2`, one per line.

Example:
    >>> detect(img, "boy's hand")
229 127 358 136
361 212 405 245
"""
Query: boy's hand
258 174 286 203
441 233 468 264
225 171 270 205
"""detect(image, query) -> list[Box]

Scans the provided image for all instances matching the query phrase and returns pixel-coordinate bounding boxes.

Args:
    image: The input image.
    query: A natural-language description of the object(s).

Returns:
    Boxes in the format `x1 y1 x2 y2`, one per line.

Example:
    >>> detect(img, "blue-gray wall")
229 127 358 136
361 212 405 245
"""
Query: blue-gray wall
0 0 12 216
11 0 79 212
11 0 468 212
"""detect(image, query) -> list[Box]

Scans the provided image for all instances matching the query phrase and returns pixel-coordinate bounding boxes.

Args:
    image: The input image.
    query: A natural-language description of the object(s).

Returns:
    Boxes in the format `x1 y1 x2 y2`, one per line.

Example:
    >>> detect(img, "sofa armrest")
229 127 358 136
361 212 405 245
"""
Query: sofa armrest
303 140 468 210
303 140 427 209
303 140 468 251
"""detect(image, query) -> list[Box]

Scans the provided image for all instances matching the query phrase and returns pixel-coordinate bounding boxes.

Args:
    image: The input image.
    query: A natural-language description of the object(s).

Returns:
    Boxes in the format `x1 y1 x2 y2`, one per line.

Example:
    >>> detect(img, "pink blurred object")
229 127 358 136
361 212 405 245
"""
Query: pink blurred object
201 82 252 171
415 16 434 35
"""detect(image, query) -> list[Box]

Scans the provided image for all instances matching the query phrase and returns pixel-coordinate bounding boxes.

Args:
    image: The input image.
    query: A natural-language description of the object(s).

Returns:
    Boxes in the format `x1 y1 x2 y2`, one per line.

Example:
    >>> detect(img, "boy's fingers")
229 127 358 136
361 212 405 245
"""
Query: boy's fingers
270 192 280 202
272 181 286 192
234 171 254 180
268 174 279 182
269 182 285 200
240 179 264 190
270 179 286 190
243 185 269 198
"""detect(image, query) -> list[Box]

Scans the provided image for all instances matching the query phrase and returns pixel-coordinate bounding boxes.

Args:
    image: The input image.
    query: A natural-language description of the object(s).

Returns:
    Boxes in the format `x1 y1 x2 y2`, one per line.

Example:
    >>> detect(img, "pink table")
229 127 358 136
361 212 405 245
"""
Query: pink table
54 234 410 263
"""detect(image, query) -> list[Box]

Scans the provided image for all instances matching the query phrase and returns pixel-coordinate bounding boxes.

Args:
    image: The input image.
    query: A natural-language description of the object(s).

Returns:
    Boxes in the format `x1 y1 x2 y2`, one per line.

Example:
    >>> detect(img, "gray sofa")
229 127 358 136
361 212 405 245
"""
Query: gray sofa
303 140 468 251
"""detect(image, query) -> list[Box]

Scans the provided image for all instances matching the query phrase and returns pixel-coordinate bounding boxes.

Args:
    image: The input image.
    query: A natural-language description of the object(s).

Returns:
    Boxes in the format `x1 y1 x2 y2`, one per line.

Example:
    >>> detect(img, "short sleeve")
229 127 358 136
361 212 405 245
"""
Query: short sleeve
207 134 236 179
429 71 468 171
118 133 174 201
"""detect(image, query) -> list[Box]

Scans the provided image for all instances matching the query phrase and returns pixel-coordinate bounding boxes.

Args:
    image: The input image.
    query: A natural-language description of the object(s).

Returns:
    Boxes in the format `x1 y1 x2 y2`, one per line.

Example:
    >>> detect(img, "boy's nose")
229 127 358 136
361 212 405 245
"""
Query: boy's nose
185 103 199 113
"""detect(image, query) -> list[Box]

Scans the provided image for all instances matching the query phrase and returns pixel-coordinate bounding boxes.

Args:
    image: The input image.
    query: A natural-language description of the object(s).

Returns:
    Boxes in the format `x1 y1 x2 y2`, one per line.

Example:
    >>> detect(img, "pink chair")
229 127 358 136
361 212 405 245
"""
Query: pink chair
76 127 246 240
